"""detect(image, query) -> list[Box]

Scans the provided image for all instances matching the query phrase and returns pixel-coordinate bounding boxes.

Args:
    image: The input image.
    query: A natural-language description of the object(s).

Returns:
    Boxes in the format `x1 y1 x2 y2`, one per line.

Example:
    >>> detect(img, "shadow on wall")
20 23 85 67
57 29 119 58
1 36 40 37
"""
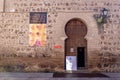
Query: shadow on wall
88 50 102 73
0 51 64 73
0 60 64 72
89 50 119 73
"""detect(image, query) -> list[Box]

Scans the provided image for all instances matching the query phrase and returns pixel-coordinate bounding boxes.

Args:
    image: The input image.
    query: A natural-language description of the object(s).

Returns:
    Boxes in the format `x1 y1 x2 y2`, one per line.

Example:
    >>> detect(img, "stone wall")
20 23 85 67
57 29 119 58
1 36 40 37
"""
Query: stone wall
0 0 120 72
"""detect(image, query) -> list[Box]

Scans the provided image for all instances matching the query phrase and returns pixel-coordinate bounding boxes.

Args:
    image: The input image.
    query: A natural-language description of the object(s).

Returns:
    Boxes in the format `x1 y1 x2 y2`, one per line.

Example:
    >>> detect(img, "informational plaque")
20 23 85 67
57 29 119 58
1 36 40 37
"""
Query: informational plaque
66 56 77 70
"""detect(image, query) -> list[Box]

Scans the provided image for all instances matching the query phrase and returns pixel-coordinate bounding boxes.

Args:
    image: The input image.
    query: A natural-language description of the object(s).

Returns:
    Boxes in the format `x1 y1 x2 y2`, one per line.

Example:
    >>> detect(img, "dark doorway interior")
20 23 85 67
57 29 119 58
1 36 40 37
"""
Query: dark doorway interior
77 47 85 68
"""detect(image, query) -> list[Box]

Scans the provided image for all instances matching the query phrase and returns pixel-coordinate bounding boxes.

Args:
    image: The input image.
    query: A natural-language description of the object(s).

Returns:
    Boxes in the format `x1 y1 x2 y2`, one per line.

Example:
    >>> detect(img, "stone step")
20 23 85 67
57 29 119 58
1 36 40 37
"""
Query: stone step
53 73 109 77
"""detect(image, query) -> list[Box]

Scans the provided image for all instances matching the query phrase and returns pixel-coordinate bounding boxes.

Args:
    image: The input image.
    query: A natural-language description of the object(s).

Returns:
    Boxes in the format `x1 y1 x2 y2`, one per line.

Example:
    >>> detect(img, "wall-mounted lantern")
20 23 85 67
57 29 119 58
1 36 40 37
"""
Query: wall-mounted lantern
94 8 109 33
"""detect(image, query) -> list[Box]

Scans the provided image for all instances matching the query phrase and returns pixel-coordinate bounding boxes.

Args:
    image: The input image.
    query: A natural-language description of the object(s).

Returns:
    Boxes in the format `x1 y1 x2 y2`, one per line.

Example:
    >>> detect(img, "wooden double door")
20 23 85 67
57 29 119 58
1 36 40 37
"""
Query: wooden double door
65 18 87 69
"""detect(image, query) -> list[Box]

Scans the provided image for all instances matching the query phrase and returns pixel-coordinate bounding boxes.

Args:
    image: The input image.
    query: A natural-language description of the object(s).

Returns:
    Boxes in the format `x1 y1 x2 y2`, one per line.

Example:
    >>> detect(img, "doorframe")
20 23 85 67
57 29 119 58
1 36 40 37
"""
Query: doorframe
64 18 88 70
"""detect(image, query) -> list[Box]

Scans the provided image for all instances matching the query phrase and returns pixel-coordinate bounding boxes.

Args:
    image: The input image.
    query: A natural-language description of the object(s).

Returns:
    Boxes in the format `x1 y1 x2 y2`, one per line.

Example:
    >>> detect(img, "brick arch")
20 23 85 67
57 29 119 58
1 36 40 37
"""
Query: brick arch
60 13 99 41
65 18 87 54
54 12 99 70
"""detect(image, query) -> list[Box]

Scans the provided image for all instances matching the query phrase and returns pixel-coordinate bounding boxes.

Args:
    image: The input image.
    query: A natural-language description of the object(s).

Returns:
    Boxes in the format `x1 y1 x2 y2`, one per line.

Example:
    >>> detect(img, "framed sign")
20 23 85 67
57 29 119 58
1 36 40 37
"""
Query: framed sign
29 12 47 46
66 56 77 70
30 12 47 24
29 24 46 46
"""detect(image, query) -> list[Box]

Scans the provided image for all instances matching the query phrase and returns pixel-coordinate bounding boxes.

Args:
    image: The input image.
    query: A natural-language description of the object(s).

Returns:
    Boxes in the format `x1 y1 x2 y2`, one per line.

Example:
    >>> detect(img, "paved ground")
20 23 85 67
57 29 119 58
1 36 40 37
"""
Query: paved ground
0 72 119 80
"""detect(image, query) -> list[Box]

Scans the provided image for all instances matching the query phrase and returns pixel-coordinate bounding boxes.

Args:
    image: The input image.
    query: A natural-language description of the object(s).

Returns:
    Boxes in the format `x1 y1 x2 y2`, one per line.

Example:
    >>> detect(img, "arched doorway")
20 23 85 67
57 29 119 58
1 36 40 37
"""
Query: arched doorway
65 18 87 70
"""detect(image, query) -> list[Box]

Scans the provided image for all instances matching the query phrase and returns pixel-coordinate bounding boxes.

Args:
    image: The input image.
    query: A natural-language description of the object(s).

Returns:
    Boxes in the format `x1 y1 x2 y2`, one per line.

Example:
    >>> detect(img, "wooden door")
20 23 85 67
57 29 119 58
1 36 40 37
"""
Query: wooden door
65 18 87 68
